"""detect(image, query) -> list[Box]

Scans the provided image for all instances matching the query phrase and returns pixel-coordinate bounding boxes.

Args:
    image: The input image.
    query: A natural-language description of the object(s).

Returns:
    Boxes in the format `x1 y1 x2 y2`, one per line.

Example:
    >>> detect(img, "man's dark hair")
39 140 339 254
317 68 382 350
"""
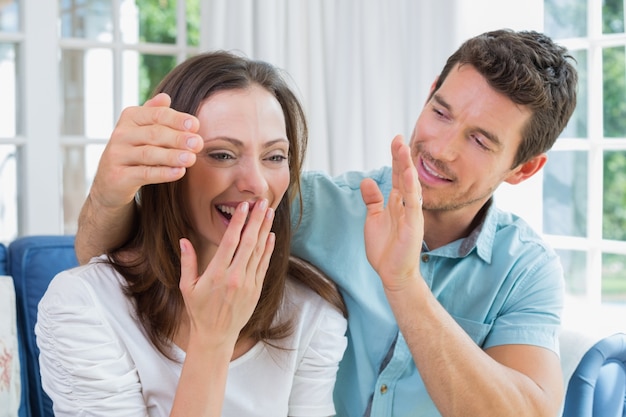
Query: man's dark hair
433 29 578 167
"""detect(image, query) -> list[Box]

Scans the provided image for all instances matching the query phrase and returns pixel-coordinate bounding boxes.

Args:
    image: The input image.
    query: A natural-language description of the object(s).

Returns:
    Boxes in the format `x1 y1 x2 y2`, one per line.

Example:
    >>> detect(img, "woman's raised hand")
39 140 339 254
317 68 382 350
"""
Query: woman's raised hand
178 199 275 349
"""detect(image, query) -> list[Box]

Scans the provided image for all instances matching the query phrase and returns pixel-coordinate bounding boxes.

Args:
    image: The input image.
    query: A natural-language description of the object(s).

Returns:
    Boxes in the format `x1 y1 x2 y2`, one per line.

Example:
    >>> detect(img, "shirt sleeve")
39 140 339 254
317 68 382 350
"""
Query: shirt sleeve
288 302 348 417
484 244 565 353
35 270 149 417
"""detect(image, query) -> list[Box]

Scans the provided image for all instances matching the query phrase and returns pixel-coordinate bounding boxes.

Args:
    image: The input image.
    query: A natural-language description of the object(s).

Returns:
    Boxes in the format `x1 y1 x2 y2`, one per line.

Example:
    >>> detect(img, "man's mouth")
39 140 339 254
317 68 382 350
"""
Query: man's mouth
420 157 453 182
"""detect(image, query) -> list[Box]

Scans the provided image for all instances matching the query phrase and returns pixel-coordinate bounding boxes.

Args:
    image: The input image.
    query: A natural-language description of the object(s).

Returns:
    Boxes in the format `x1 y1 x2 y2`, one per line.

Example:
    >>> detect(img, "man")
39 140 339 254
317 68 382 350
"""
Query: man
74 29 577 416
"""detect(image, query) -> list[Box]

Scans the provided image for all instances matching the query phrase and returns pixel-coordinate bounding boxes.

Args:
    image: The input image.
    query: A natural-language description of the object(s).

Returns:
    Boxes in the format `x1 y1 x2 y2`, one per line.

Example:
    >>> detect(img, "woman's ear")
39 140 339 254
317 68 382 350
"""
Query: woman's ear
504 153 548 185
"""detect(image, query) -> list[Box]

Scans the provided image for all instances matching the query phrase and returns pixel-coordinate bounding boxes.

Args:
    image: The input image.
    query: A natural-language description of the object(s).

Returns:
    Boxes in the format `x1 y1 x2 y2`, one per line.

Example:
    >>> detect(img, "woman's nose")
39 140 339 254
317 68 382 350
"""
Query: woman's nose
235 162 269 195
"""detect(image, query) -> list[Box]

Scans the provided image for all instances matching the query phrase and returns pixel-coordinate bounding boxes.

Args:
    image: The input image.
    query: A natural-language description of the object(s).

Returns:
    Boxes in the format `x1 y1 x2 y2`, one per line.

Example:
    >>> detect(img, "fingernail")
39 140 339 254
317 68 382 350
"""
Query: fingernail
259 198 268 210
186 136 198 149
179 152 191 163
170 167 185 177
266 207 274 219
240 201 249 212
184 119 193 130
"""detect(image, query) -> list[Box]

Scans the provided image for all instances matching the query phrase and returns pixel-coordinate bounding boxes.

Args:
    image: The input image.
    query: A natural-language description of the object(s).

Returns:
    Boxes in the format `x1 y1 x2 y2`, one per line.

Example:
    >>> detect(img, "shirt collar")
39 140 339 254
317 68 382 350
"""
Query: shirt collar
458 198 497 262
424 199 497 262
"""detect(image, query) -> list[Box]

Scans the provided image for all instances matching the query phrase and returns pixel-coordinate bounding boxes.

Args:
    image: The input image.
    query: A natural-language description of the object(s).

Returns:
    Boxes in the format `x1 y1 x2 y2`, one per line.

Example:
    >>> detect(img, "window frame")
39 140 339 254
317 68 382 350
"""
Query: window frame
543 0 626 305
3 0 203 241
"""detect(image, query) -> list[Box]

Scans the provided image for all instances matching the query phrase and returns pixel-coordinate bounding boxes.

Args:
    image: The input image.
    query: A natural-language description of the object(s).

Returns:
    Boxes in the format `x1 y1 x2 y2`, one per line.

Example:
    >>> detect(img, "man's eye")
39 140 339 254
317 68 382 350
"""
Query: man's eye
473 136 490 151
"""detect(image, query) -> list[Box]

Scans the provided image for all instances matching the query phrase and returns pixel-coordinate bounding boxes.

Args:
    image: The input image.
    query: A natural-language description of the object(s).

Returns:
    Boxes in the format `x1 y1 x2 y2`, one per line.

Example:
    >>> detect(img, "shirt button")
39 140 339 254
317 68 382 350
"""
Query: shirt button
421 254 429 262
380 384 388 394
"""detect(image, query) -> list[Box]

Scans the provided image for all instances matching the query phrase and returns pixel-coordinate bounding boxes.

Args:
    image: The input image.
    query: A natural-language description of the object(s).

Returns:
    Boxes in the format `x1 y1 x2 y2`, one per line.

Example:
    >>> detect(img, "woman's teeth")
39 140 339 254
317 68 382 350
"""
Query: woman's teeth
217 205 235 219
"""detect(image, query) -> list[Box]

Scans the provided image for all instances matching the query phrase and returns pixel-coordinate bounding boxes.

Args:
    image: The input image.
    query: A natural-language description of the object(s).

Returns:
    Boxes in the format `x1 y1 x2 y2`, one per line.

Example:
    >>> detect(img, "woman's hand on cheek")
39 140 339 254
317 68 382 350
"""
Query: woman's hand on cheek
178 199 276 349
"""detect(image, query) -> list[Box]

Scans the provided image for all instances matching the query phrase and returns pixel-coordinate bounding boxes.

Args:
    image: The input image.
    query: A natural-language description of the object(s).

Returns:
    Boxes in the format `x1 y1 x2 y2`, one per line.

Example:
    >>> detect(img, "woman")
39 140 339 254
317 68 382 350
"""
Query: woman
36 51 347 417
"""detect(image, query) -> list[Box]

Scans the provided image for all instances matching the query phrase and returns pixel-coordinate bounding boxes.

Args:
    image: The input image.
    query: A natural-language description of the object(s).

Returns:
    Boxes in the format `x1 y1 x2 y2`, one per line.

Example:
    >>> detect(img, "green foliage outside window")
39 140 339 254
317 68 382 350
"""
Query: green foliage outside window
135 0 200 104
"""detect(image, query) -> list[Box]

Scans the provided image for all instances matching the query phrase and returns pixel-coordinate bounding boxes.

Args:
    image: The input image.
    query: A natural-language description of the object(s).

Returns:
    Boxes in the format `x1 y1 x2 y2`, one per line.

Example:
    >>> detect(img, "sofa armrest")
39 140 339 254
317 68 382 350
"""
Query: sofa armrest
561 332 626 417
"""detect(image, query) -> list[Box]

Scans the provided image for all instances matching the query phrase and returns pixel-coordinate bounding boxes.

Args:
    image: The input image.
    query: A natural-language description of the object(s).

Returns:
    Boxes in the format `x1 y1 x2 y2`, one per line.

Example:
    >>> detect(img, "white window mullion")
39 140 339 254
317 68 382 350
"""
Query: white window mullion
177 0 188 63
113 0 123 118
585 0 605 305
20 0 61 235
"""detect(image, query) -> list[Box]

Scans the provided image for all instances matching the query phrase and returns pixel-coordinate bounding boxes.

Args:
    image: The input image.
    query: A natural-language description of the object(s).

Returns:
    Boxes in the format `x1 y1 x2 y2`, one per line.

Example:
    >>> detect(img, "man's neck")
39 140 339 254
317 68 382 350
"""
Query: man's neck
423 201 491 251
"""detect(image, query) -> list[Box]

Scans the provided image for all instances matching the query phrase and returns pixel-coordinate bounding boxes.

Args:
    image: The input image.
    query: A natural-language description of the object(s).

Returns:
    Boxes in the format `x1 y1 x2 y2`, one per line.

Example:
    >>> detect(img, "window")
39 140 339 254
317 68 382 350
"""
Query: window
0 1 19 243
60 0 200 233
0 0 200 244
544 0 626 306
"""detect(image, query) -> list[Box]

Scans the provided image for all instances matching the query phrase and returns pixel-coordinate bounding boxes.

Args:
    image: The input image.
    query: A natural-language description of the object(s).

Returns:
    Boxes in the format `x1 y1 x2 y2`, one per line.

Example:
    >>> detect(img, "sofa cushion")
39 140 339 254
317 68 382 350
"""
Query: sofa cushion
8 236 78 417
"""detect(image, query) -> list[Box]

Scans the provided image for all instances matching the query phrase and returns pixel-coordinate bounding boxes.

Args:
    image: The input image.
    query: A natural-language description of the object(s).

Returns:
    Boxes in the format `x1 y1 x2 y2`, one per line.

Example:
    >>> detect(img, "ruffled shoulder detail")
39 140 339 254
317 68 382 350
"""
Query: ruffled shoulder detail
36 264 148 416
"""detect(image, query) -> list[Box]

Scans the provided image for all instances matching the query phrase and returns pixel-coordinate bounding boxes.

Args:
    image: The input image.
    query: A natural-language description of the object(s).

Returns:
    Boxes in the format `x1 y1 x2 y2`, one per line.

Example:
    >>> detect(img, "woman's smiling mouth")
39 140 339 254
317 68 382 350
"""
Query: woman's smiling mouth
216 202 257 222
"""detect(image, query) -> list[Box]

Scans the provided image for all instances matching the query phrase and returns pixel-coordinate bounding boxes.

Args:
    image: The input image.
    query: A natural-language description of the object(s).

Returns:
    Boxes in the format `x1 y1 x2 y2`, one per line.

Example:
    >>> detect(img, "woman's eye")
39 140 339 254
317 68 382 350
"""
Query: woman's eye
267 154 288 162
209 152 234 161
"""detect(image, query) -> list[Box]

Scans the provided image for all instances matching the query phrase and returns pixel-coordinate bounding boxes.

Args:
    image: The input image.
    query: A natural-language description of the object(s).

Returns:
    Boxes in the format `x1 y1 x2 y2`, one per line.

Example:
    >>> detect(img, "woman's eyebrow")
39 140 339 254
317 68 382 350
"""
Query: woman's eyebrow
204 137 289 148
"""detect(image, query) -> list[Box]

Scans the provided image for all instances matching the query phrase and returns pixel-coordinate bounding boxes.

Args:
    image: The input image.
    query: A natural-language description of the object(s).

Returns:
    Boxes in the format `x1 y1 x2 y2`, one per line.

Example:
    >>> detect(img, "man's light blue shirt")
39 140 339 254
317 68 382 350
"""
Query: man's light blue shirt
290 167 564 417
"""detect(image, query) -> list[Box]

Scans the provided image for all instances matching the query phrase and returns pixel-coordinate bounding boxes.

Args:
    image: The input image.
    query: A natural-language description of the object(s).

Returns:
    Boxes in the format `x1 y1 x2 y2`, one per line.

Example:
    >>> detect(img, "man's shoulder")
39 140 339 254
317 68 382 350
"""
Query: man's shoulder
302 166 391 190
488 207 560 270
492 208 550 247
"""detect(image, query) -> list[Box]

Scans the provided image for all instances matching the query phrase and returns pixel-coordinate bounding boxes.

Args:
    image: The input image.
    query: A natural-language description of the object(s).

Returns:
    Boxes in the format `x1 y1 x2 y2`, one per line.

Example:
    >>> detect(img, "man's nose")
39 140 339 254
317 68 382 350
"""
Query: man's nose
430 128 462 162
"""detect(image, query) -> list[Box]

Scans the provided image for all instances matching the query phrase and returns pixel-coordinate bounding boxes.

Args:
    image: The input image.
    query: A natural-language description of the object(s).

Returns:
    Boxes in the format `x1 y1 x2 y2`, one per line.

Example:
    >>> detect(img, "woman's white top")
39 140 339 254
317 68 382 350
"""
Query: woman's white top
35 257 347 417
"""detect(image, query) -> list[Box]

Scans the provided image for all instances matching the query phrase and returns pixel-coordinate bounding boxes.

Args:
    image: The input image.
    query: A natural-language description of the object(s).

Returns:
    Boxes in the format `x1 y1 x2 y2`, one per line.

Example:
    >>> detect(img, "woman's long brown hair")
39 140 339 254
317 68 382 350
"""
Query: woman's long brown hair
107 51 345 357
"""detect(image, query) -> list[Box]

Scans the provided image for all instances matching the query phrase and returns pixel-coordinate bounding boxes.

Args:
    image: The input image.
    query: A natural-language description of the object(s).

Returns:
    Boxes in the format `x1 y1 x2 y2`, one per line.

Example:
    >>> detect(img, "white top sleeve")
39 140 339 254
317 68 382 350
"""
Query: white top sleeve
36 267 149 417
288 302 347 416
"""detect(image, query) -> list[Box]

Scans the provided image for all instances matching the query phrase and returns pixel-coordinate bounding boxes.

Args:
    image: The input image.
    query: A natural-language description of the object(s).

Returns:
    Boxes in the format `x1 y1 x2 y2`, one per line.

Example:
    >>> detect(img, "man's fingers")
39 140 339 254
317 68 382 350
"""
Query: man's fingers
390 135 406 187
144 92 172 108
360 178 385 214
136 165 188 185
389 134 422 210
116 109 202 150
135 141 198 168
138 92 200 134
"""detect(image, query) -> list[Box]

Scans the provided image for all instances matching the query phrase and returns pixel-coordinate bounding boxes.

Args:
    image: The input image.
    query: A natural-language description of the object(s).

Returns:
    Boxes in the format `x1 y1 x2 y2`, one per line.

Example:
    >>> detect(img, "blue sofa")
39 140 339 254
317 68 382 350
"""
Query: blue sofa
2 235 625 417
0 241 7 275
6 236 78 417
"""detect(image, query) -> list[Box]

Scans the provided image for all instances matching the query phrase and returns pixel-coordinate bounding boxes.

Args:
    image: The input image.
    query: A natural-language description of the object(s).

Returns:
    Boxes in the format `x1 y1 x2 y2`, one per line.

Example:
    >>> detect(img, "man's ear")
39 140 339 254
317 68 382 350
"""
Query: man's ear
504 153 548 185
